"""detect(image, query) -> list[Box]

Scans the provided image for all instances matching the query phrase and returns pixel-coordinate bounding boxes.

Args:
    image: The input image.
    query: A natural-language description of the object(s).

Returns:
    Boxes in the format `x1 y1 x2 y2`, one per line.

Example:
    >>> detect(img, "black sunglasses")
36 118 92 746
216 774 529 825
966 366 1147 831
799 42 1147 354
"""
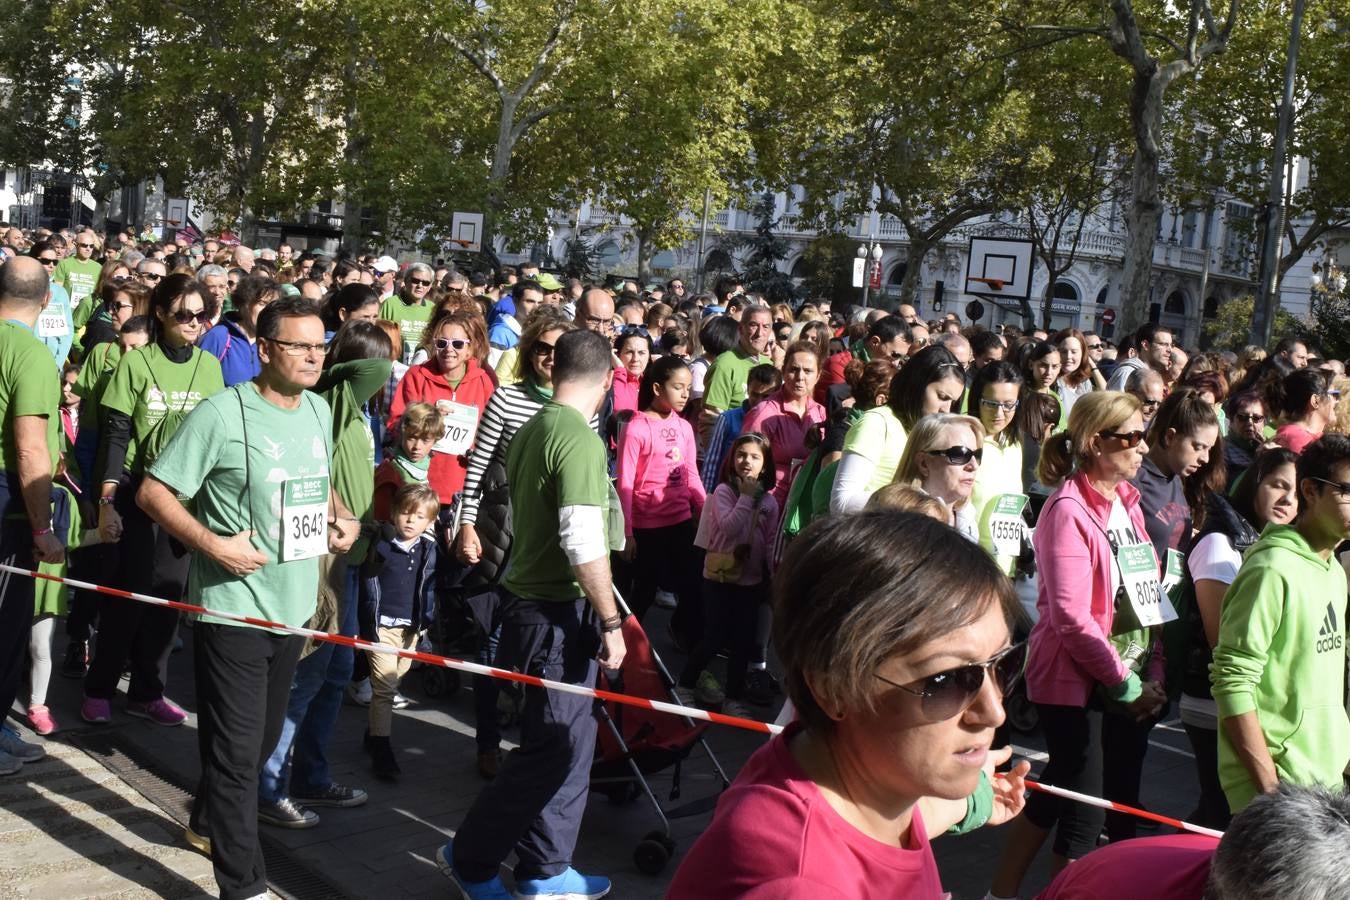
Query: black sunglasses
1100 429 1146 447
532 340 555 356
408 278 432 287
1234 412 1265 423
172 309 211 325
876 642 1026 721
924 445 983 466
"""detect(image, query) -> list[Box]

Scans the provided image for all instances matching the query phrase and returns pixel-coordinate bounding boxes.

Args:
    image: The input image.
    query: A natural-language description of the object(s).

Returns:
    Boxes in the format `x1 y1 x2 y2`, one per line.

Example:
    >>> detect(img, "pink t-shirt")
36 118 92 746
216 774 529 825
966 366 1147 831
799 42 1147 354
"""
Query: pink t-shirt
1036 835 1217 900
666 723 945 900
1275 422 1319 454
616 410 705 536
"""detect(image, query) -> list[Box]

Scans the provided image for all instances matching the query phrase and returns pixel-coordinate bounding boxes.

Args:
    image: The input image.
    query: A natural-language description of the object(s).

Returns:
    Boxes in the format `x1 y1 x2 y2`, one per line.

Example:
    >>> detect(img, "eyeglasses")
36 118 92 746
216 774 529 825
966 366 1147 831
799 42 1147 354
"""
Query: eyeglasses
1085 343 1103 350
1234 412 1265 423
408 278 432 287
875 642 1026 722
171 309 211 325
76 242 95 249
1099 429 1146 447
1312 476 1350 501
924 445 983 466
112 302 134 313
434 338 470 351
1139 399 1161 411
979 398 1019 414
1329 390 1342 400
268 338 328 356
583 315 614 332
37 257 56 266
532 341 555 357
141 271 164 282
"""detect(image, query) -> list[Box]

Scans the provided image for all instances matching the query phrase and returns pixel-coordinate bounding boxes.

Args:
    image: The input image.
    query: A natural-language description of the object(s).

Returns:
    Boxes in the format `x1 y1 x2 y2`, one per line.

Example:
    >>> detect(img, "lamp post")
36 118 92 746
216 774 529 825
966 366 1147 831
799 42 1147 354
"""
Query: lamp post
857 237 882 308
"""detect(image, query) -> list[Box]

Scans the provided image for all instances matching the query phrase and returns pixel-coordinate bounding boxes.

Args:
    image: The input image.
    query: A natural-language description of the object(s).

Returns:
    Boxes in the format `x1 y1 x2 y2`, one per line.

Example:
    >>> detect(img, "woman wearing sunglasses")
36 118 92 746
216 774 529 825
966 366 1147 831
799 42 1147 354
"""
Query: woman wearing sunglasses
892 413 985 541
989 391 1167 898
83 274 225 727
668 511 1030 899
388 311 496 519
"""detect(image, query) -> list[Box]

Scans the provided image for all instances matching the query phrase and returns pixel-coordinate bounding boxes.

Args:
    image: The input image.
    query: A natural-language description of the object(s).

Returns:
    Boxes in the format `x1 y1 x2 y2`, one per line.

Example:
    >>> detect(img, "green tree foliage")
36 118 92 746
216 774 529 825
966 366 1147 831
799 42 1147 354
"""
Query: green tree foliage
796 233 859 306
739 193 798 305
1204 294 1302 350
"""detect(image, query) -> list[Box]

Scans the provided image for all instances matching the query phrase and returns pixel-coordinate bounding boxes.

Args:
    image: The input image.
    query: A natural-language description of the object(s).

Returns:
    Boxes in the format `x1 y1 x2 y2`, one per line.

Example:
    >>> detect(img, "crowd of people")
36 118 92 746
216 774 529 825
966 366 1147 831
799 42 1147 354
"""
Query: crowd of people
0 222 1348 899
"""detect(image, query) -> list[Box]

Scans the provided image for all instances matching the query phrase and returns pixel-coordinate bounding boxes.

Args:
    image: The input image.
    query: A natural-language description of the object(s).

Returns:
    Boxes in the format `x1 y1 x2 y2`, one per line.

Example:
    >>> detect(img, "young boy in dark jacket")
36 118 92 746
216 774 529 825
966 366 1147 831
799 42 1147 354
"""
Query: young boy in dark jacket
360 483 439 779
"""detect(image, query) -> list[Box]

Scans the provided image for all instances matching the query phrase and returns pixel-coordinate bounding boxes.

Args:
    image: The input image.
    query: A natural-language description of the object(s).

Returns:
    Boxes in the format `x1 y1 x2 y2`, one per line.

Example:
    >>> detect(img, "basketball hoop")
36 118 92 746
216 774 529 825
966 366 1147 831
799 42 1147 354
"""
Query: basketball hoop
968 276 1006 291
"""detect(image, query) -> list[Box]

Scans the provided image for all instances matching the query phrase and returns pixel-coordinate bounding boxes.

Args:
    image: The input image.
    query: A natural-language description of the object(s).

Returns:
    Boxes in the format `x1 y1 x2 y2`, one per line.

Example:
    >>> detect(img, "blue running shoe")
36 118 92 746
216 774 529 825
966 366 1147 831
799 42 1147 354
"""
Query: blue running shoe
435 840 513 900
514 867 611 900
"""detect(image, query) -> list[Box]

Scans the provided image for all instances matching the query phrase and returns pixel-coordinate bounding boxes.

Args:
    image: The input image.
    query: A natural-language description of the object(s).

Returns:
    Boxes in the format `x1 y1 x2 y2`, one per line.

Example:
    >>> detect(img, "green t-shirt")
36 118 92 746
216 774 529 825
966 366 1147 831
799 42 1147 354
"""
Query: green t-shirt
0 320 61 476
73 341 123 430
53 257 101 312
503 403 610 601
148 382 334 629
378 296 434 364
315 357 393 564
101 344 226 474
971 438 1027 575
703 348 771 412
841 405 908 493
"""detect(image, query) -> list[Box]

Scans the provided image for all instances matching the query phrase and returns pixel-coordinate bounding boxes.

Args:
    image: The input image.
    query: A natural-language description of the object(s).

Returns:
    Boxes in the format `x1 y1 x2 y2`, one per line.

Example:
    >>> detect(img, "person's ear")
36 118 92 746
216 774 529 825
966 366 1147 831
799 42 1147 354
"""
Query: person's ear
802 670 844 722
1299 476 1319 507
1164 427 1178 449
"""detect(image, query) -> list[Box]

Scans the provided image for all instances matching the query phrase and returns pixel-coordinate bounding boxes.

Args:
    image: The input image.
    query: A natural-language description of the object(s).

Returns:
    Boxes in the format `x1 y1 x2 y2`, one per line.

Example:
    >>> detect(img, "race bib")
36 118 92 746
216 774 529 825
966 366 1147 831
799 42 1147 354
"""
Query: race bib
433 400 479 456
1161 548 1185 594
37 310 70 338
1116 542 1178 627
987 494 1028 557
282 475 329 562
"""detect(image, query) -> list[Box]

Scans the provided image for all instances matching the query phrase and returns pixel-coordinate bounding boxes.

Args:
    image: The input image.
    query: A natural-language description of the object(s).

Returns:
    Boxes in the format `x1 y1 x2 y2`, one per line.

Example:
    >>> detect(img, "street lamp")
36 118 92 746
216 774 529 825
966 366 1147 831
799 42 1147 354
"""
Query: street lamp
857 237 883 308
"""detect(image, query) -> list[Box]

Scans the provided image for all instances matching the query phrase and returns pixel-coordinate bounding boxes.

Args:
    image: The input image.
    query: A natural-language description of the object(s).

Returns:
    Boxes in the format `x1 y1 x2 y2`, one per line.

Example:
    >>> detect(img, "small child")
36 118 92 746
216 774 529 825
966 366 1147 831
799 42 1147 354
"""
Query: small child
678 433 778 718
29 475 79 735
372 402 443 522
359 483 439 780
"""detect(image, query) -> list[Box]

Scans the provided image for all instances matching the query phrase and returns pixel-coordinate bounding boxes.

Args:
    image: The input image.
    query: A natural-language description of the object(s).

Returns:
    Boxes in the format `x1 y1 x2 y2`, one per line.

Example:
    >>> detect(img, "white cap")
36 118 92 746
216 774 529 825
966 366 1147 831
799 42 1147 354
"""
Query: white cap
373 255 399 274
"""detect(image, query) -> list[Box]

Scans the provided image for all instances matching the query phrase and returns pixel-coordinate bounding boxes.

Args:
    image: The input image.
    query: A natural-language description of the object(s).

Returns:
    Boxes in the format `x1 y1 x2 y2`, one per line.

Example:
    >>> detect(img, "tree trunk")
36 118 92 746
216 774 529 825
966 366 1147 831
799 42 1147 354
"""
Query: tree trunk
480 96 517 266
1041 270 1058 331
898 239 930 309
1117 73 1166 338
636 229 653 284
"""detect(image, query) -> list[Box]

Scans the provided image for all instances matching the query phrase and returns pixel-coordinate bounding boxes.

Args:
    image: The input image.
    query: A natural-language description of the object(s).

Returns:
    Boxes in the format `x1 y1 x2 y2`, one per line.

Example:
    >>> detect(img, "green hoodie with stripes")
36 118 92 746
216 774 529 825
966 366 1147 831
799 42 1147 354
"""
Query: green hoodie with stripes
1210 523 1350 812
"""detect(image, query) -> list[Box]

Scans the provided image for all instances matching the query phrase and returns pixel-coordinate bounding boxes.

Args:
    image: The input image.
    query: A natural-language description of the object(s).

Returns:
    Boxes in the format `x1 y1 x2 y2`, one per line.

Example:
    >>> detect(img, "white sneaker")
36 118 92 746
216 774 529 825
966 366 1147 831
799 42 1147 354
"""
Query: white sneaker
392 693 410 709
347 678 372 706
0 748 22 775
0 726 44 762
653 590 679 610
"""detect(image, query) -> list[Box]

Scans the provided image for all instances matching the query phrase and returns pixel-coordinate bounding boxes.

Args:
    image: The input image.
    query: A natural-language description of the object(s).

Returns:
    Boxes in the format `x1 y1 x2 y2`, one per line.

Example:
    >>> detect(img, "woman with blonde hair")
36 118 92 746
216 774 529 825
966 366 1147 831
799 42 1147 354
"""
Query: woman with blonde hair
989 390 1166 897
892 412 986 541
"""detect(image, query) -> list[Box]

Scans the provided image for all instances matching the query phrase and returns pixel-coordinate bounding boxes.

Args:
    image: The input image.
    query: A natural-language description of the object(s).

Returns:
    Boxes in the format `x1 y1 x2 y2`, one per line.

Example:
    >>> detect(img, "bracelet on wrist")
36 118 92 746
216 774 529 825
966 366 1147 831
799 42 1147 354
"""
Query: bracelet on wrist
31 527 53 537
600 614 623 633
97 496 116 506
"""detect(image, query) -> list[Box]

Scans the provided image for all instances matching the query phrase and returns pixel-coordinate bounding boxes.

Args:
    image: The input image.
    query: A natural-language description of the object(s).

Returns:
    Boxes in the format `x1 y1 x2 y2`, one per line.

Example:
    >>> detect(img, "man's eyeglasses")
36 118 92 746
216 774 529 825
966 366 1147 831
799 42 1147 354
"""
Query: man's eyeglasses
979 398 1019 414
1312 476 1350 501
142 271 164 282
875 642 1026 722
1100 429 1146 447
924 445 983 466
1085 343 1103 351
268 338 328 357
1139 398 1161 411
532 341 555 357
171 309 211 325
583 315 613 332
1234 412 1265 424
434 338 470 351
408 278 432 287
76 242 95 249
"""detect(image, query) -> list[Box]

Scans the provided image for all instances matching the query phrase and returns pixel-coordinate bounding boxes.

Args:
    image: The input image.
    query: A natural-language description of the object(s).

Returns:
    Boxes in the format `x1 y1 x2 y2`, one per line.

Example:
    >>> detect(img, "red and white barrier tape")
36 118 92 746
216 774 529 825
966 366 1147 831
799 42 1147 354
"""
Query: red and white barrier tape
6 564 1224 838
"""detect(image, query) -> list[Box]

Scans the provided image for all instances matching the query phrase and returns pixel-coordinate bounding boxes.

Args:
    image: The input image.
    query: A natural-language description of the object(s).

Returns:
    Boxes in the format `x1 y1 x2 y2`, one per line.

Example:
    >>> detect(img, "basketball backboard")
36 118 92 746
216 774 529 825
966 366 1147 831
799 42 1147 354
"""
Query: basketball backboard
450 211 484 253
964 237 1034 301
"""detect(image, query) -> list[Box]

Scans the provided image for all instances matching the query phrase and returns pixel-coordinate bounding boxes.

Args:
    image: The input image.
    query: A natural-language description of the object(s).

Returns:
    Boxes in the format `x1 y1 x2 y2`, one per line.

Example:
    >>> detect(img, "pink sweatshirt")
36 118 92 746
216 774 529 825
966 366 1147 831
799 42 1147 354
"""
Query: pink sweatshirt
740 388 826 511
616 410 705 537
693 484 779 586
611 366 643 415
1026 470 1164 706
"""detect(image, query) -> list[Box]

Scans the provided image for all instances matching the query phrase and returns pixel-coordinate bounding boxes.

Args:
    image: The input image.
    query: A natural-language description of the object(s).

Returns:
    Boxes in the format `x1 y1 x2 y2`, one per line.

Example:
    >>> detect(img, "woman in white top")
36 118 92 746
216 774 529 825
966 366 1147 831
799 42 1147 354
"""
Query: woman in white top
891 413 985 542
1179 447 1298 829
1052 327 1106 418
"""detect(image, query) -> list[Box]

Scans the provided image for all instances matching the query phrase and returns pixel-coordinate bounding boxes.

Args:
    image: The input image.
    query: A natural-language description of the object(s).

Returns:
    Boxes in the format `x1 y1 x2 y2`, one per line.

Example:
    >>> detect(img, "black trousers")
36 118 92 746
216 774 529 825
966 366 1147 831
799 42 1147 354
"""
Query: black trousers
1024 702 1106 859
1102 706 1164 841
453 596 599 883
630 520 702 645
0 518 36 719
1183 721 1232 829
64 543 109 643
190 622 304 900
84 473 190 701
679 580 764 698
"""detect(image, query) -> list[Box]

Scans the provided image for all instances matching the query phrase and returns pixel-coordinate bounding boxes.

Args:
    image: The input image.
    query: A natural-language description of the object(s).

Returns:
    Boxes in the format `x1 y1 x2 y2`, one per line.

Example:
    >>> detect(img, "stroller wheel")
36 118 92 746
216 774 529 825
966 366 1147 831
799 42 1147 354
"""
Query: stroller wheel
421 667 461 699
634 837 670 875
1005 688 1038 733
604 781 639 805
643 829 675 853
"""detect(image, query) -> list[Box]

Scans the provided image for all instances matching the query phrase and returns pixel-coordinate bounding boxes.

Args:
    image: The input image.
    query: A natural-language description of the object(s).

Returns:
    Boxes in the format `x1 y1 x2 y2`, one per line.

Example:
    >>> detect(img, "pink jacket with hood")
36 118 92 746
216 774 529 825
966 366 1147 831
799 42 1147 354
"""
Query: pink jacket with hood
1026 469 1164 707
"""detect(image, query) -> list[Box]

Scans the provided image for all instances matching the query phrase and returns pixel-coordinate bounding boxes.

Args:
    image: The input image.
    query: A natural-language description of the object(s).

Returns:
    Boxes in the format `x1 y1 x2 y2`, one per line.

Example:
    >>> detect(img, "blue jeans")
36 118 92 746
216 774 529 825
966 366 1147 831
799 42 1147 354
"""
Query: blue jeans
258 562 358 802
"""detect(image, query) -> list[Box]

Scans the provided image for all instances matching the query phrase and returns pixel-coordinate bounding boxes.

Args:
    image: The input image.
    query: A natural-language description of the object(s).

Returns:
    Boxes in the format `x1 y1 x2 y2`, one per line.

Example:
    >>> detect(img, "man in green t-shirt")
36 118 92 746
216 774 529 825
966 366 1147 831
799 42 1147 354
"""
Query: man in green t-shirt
699 304 774 439
378 262 435 364
0 257 65 775
52 228 102 323
138 296 358 898
441 328 625 900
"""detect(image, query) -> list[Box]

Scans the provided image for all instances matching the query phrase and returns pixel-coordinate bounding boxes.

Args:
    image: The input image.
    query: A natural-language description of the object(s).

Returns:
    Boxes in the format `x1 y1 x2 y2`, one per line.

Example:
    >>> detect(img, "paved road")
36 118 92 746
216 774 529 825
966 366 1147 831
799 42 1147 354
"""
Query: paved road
4 604 1203 899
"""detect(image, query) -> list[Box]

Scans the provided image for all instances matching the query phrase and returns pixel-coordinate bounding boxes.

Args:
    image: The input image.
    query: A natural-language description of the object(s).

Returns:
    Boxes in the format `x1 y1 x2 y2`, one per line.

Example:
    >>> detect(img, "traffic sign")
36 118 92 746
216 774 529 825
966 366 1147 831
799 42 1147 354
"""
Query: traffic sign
1101 307 1117 325
965 300 985 321
852 257 866 288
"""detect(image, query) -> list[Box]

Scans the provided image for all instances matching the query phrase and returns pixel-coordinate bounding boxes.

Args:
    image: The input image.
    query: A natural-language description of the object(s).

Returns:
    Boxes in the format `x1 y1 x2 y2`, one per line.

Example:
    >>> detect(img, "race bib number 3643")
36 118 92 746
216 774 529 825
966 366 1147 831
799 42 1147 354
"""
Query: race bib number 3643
282 475 329 562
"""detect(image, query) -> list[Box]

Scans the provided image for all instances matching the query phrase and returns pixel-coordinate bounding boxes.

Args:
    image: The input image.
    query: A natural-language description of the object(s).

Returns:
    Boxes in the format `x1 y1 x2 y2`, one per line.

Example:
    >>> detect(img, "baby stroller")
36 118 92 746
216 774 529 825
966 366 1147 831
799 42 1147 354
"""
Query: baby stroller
590 592 732 876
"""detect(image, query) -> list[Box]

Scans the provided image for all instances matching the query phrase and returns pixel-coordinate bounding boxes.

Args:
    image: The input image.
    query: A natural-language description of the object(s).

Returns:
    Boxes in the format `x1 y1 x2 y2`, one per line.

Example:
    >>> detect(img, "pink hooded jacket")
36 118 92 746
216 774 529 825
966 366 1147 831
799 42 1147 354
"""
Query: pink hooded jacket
1026 470 1164 707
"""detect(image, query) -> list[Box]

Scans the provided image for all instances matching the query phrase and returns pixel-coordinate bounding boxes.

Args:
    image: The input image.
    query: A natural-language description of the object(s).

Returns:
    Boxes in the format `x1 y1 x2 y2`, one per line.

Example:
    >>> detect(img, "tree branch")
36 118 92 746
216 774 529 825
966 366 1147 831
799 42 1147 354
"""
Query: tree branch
437 30 504 95
513 1 576 104
509 102 565 144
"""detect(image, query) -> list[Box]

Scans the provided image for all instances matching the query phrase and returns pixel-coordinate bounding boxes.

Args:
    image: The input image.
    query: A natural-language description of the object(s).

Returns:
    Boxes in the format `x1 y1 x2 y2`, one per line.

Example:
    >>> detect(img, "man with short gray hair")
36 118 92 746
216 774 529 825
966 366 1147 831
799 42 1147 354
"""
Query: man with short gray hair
379 263 435 363
0 256 66 774
137 257 167 290
197 265 229 312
